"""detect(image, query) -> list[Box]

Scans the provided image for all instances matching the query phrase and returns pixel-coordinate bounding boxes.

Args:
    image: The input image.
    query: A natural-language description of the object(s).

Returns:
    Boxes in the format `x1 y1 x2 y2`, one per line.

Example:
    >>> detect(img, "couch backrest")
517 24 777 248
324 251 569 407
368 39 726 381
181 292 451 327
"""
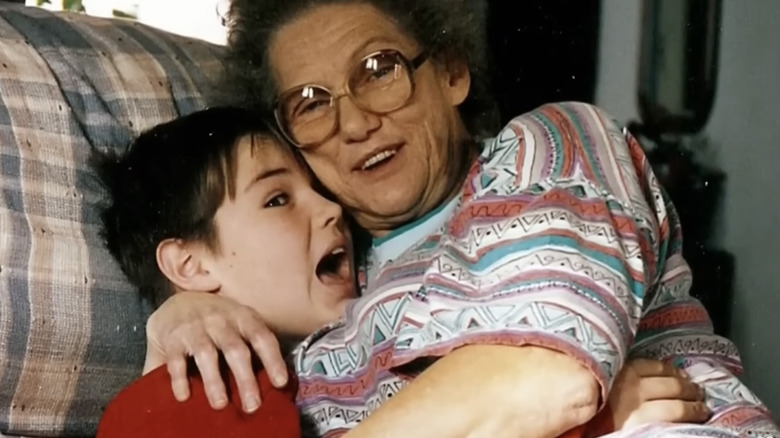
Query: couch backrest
0 4 225 436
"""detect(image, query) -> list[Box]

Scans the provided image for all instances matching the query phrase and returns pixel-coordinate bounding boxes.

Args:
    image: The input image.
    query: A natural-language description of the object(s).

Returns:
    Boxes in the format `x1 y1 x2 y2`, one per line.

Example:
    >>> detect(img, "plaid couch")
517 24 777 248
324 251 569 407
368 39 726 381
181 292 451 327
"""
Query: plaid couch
0 4 225 436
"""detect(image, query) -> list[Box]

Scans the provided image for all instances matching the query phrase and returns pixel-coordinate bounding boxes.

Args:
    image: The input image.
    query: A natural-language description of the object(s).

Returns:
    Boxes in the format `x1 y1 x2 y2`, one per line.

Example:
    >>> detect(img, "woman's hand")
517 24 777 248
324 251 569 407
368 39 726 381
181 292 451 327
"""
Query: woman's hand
145 292 288 413
609 358 710 431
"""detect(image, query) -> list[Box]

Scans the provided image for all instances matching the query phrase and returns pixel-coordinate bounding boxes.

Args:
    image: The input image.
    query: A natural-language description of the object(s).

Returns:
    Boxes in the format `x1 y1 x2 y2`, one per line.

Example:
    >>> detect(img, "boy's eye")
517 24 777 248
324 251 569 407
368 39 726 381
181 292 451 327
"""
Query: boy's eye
264 193 290 208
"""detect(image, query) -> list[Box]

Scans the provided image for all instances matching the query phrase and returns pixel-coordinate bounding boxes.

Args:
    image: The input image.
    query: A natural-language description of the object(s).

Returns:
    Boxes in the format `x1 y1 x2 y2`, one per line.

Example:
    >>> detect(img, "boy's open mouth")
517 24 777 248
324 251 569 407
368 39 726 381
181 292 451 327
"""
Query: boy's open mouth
316 246 351 285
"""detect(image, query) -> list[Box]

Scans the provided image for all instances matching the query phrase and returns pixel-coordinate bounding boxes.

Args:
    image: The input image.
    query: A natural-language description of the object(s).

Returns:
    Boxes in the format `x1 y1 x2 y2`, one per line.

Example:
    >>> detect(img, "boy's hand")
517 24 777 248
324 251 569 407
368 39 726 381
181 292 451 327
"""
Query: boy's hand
610 358 710 431
145 292 288 414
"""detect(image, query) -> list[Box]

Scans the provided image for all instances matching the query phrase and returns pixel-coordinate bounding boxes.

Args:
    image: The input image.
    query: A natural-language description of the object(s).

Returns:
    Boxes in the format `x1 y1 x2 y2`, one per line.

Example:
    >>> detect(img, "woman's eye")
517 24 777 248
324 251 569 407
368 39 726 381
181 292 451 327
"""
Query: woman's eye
369 66 395 80
296 99 330 117
264 193 290 208
306 99 328 112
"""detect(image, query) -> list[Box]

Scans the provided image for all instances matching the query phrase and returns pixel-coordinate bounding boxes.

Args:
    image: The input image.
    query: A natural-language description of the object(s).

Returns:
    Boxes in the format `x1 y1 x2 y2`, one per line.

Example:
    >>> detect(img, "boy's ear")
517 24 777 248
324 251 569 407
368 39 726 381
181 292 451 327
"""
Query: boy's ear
156 239 221 293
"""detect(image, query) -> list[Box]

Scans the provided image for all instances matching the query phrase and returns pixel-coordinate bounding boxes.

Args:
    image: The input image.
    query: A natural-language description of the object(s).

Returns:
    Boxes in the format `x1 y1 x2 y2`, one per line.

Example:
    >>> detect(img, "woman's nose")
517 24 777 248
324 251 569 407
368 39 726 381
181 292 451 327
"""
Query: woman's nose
336 95 381 143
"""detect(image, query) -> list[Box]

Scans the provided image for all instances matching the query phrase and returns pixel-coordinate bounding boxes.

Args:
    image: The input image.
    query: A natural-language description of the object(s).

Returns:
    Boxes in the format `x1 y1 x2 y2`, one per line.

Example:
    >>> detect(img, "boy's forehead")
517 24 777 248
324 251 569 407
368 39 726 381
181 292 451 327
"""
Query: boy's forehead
239 134 285 161
235 134 304 179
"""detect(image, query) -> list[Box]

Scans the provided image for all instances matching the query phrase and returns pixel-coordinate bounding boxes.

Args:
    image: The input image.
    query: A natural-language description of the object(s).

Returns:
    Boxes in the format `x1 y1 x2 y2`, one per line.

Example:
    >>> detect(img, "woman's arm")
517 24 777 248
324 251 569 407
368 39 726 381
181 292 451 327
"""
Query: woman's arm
344 345 599 438
345 354 711 438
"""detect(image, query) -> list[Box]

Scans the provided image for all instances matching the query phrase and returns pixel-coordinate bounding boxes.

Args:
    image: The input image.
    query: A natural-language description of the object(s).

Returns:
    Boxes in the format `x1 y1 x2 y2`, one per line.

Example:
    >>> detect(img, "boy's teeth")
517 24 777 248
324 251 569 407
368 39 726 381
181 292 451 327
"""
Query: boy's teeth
362 149 397 170
331 247 345 256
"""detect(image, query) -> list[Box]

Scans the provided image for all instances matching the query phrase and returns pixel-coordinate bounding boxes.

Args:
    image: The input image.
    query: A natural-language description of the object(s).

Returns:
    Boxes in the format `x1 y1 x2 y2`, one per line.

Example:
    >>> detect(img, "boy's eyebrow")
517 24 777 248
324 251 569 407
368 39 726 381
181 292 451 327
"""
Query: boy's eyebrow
244 167 289 193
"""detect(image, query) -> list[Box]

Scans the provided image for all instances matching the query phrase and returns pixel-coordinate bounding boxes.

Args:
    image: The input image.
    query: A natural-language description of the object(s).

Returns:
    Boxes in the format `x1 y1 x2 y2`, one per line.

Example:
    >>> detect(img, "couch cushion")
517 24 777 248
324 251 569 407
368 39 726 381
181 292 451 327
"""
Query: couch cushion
0 4 225 436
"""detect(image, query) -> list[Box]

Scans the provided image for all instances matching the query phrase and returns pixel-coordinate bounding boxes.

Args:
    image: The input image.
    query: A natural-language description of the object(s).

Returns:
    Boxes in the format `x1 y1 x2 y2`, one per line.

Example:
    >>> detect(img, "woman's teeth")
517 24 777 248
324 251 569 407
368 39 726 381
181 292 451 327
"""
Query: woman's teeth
362 149 397 170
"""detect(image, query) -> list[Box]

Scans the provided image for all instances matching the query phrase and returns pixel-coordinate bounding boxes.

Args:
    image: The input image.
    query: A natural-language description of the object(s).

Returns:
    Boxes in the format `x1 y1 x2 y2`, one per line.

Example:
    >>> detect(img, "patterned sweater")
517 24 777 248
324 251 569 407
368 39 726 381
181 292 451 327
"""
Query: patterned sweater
293 102 778 437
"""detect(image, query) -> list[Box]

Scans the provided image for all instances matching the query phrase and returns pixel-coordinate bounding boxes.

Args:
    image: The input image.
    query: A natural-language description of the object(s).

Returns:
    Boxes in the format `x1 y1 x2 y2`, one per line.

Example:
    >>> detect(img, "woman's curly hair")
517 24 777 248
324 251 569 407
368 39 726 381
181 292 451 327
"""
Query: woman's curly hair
221 0 499 138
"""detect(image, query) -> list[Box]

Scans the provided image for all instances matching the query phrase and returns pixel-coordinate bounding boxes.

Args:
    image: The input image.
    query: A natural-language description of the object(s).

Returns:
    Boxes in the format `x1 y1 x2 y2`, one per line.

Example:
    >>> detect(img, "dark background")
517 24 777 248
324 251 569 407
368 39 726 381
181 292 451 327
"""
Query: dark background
486 0 602 122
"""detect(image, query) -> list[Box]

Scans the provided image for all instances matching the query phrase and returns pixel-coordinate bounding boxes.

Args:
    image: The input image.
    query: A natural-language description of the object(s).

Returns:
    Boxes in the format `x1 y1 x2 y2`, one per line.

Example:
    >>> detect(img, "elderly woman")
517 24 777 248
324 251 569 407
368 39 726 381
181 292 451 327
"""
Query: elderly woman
145 0 777 437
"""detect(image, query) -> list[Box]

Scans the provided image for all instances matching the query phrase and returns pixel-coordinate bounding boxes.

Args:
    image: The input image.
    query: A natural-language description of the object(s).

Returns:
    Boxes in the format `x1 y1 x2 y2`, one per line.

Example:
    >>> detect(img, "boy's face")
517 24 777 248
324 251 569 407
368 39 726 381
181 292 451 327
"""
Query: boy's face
204 135 356 338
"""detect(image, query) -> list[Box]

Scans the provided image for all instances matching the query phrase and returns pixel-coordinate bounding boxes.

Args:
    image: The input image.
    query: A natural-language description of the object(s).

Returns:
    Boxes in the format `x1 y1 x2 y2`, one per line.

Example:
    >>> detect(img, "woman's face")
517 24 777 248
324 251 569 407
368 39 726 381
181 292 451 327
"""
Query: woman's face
269 3 475 237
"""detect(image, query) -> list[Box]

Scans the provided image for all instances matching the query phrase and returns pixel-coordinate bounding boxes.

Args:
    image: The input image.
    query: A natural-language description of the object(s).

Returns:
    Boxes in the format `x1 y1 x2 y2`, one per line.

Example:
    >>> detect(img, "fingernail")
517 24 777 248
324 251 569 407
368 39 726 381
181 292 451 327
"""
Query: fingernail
173 391 188 402
244 395 260 413
272 372 288 387
213 397 228 410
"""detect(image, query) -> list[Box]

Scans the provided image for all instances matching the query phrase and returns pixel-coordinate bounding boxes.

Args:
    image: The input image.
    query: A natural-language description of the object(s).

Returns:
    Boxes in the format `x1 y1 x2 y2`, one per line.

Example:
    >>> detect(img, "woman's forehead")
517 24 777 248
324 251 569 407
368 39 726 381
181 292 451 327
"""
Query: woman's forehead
269 3 418 90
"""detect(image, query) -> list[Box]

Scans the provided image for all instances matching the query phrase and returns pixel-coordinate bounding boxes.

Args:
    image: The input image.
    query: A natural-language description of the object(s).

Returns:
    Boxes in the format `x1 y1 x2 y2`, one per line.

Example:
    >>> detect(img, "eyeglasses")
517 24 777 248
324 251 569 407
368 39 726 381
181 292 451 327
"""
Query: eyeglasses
274 49 429 148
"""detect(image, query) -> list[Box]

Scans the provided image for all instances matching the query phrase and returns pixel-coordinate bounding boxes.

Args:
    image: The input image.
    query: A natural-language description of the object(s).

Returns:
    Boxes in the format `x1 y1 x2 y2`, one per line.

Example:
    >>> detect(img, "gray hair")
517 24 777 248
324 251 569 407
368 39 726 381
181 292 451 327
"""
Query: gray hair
221 0 499 138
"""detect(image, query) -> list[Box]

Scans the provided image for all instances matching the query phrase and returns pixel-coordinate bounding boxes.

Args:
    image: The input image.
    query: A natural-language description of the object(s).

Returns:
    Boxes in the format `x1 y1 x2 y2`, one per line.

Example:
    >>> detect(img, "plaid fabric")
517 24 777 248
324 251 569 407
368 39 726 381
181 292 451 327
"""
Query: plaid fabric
0 4 225 436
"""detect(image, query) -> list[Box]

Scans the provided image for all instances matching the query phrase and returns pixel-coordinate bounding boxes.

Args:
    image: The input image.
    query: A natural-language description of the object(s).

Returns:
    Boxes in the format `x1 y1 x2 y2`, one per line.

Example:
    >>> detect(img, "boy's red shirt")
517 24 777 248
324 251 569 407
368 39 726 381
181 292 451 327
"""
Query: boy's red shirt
97 365 301 438
97 366 613 438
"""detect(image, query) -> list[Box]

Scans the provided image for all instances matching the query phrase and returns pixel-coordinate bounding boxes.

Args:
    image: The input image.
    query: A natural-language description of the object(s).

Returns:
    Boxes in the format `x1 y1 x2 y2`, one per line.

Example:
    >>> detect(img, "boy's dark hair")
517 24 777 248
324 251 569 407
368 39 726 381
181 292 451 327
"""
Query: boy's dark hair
95 107 279 307
222 0 500 138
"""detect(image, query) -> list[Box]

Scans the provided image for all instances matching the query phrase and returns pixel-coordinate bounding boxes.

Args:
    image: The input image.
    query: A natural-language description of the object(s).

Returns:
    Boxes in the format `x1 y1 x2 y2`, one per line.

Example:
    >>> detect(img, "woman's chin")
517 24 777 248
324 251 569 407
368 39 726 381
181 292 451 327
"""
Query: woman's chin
354 195 427 230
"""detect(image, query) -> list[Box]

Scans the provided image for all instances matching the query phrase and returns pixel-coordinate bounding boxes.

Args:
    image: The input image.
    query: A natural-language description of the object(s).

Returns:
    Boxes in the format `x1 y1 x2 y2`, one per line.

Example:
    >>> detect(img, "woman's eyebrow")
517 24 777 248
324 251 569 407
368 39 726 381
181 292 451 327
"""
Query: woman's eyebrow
353 36 398 54
244 167 289 193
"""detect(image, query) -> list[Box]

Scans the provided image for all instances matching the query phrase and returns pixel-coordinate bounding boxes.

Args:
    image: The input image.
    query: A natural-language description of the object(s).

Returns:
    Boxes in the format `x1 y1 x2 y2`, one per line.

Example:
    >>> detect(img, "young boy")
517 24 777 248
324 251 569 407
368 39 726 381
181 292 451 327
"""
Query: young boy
95 107 356 437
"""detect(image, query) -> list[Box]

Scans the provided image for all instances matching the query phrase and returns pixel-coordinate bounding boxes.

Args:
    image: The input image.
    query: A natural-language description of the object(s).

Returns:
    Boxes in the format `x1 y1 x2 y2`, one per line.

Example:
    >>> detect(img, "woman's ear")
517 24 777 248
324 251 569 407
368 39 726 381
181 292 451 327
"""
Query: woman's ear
156 238 221 293
439 54 471 107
